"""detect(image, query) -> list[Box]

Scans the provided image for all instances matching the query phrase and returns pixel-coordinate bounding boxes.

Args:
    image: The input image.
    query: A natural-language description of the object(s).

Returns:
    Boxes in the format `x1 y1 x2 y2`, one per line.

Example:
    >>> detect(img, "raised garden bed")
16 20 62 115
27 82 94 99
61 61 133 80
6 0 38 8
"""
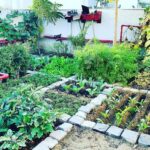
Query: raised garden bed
44 90 90 116
88 88 150 134
55 80 105 98
0 73 9 81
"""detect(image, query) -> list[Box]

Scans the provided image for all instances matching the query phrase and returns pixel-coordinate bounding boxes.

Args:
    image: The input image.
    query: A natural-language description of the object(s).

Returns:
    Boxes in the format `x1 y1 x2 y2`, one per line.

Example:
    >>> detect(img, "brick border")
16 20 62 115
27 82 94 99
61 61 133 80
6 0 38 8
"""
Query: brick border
33 79 150 149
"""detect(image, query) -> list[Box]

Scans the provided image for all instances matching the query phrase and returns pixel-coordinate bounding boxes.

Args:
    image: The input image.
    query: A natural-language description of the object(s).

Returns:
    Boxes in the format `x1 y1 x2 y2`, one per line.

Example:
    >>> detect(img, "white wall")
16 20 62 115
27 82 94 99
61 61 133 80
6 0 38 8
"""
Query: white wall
43 9 144 41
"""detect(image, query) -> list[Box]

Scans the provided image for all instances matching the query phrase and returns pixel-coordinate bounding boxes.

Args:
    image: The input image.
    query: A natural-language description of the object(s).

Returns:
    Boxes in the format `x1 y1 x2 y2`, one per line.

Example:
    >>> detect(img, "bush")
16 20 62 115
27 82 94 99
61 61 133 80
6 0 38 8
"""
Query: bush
41 56 78 77
0 86 59 150
0 73 60 99
0 43 30 78
76 43 140 84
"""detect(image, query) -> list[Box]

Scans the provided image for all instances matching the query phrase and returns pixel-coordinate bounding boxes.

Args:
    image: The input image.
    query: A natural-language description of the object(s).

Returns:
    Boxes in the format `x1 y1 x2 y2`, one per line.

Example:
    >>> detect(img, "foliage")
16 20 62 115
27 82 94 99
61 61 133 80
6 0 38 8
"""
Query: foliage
62 79 104 97
130 72 150 90
50 42 73 54
0 11 39 46
29 55 50 71
41 56 78 77
0 43 30 78
45 91 89 116
139 7 150 49
69 23 91 48
75 43 140 84
32 0 63 24
0 73 60 99
0 86 59 150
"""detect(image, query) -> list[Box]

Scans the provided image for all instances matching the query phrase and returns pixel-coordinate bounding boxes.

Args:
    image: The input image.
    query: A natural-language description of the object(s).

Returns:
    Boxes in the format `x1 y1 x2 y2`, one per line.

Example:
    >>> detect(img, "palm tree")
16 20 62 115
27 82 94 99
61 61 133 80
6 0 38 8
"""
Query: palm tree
32 0 63 24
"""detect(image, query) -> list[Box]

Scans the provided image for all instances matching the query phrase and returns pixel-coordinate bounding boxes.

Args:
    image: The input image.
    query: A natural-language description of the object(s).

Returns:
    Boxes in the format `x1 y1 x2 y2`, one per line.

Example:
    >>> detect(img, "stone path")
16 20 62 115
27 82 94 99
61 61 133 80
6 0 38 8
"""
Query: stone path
53 126 150 150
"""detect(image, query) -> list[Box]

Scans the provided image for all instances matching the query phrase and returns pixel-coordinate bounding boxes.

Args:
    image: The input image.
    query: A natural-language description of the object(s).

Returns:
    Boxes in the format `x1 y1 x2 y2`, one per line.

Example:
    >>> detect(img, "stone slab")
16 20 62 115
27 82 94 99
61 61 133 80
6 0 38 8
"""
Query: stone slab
59 114 71 123
93 123 110 133
121 129 139 144
91 94 107 106
75 111 87 119
42 137 58 149
81 121 96 129
138 133 150 147
79 103 95 113
50 130 67 141
69 115 84 126
57 123 73 132
106 126 123 138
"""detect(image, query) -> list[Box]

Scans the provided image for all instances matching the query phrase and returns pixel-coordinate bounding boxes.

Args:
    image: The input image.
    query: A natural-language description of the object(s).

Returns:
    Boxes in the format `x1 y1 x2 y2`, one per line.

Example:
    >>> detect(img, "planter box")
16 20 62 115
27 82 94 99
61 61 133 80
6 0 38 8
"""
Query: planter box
0 73 9 82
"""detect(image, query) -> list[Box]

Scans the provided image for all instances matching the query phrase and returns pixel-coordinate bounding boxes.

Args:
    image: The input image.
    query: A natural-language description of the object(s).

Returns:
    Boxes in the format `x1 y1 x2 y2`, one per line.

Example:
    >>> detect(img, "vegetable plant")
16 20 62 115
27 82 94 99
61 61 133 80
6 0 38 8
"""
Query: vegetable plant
0 86 59 150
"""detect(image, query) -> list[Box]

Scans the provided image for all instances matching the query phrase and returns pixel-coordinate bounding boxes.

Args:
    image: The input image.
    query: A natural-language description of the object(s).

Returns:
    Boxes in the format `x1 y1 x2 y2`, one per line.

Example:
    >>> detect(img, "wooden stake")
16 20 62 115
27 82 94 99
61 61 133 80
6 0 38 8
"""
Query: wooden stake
113 0 119 45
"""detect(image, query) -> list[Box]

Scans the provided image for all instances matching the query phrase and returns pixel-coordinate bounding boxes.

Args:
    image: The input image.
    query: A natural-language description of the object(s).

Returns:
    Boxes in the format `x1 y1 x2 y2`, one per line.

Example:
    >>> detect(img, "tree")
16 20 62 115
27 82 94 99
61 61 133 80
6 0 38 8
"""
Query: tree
32 0 63 24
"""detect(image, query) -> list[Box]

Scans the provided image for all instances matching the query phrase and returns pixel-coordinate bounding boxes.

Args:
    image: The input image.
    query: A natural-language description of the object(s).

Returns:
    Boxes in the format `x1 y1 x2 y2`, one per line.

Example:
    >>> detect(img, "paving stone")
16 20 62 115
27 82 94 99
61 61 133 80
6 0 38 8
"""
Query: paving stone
93 123 110 133
50 130 67 141
69 115 84 126
102 88 114 95
139 89 148 94
91 94 107 106
81 121 96 129
75 111 87 119
78 104 94 113
59 113 71 123
57 123 73 132
33 142 49 150
106 126 123 138
121 129 139 144
138 134 150 147
42 137 58 149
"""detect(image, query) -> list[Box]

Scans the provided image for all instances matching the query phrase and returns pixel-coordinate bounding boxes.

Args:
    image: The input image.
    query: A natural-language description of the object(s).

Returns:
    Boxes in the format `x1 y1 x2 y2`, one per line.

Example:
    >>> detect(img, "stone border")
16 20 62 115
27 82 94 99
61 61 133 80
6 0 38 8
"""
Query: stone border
66 86 150 147
33 80 150 149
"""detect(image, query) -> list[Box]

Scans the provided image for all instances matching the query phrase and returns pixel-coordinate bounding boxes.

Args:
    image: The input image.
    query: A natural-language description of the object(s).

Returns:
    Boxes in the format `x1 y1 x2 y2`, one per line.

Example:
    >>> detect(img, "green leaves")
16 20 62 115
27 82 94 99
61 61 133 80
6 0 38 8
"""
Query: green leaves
0 43 30 78
41 56 78 77
0 87 58 150
32 0 63 24
76 43 140 84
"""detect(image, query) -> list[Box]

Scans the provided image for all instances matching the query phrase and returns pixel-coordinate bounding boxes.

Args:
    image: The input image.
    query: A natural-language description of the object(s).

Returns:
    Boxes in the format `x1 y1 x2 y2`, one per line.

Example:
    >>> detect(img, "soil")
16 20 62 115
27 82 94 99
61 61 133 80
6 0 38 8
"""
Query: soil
53 126 150 150
87 89 150 134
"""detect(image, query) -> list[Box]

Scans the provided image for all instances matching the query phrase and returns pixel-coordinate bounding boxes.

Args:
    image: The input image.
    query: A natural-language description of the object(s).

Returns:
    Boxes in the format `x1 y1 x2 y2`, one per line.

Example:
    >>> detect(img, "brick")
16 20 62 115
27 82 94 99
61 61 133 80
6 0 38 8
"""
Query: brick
69 115 84 126
102 88 114 95
138 134 150 147
121 129 139 144
75 111 87 119
91 94 107 106
57 123 73 132
81 121 96 129
59 113 71 123
50 130 67 141
42 137 58 149
33 142 49 150
106 126 123 138
78 104 94 113
93 123 109 133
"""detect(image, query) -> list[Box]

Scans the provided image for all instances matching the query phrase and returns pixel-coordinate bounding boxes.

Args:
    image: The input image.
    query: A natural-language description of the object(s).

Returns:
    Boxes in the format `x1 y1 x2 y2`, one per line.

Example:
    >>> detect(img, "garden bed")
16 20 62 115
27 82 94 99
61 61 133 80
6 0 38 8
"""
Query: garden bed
44 90 90 116
87 88 150 134
55 79 105 98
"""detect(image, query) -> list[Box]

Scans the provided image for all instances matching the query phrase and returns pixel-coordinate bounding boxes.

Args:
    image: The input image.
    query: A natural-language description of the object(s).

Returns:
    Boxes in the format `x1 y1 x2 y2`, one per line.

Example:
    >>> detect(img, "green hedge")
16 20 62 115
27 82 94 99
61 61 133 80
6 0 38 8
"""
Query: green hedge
0 43 30 78
76 43 140 84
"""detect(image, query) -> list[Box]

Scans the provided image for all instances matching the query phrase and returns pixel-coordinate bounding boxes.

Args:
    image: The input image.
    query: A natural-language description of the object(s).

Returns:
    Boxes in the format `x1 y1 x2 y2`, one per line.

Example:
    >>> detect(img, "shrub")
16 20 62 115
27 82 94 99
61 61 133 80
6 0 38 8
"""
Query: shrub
0 43 30 78
76 43 140 84
41 56 78 77
0 73 60 99
0 86 59 150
